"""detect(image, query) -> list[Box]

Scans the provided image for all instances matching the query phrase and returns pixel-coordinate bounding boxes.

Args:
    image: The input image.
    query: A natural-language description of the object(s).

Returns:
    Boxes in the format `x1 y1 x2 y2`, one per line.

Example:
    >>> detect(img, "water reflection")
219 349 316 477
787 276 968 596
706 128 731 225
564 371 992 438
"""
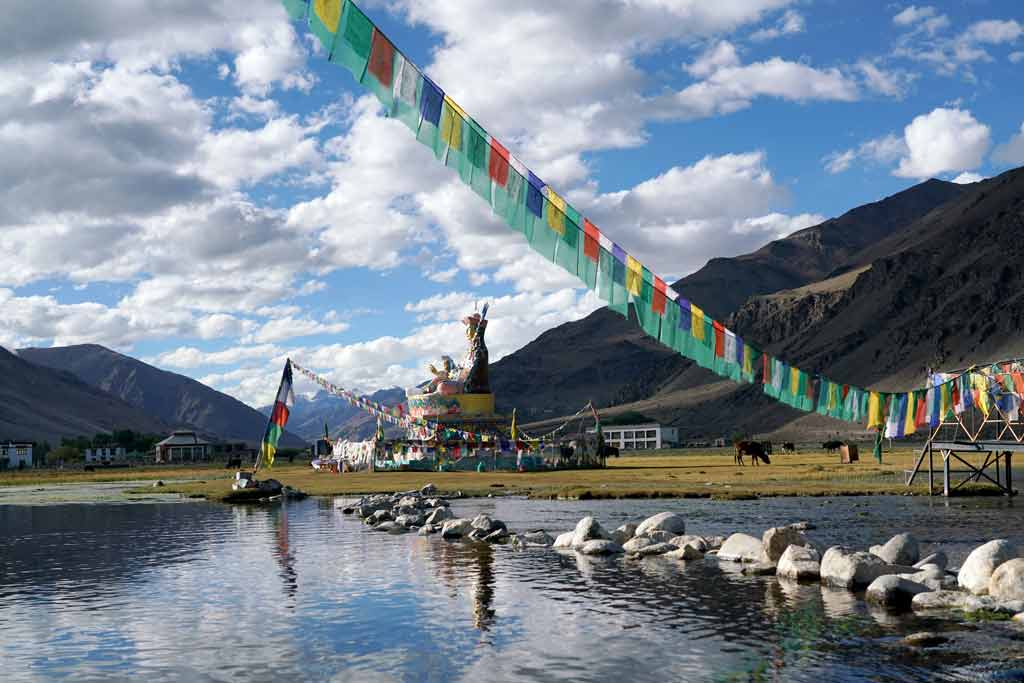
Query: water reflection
2 495 1024 682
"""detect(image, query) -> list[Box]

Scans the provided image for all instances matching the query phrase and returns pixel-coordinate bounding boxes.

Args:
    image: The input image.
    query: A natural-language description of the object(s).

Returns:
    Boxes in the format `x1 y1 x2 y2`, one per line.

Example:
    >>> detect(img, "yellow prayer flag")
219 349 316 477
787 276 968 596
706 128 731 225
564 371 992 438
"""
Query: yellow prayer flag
439 100 463 150
546 189 566 236
625 255 642 296
691 304 705 341
314 0 342 33
903 392 917 436
790 367 800 394
867 392 885 430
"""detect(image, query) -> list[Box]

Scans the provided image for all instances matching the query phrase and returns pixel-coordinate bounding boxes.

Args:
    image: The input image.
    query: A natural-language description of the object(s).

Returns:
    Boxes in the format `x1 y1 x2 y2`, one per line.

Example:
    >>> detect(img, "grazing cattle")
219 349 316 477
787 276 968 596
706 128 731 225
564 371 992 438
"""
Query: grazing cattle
734 440 771 466
822 440 844 454
225 457 242 469
599 444 620 458
782 442 796 454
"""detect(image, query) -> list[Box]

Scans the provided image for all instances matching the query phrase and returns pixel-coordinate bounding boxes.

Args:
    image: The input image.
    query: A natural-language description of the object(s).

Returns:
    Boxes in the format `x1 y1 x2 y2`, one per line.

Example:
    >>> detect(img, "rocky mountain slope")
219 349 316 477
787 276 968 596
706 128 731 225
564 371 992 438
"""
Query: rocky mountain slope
18 345 306 446
0 346 169 444
492 177 970 434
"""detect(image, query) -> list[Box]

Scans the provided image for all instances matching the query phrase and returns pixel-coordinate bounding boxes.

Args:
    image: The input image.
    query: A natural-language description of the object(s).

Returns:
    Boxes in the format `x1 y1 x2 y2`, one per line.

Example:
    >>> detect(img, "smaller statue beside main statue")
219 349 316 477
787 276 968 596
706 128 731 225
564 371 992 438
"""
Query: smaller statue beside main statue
405 305 494 419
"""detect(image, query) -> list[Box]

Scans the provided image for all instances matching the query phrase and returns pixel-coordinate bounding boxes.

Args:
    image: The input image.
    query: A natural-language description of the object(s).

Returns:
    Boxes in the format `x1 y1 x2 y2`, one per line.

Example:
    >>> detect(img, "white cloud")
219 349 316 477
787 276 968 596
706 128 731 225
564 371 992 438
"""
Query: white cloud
992 122 1024 166
895 108 991 178
750 9 805 41
686 41 741 78
826 109 991 179
243 316 350 344
952 171 985 184
1010 51 1024 63
857 61 915 97
152 344 282 370
893 6 938 27
963 20 1023 45
667 58 859 120
195 116 323 189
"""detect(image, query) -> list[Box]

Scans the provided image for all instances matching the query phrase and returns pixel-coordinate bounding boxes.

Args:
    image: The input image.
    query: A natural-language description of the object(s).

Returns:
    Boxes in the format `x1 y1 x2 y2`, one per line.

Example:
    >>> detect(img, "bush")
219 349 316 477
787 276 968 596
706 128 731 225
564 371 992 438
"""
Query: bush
46 446 82 466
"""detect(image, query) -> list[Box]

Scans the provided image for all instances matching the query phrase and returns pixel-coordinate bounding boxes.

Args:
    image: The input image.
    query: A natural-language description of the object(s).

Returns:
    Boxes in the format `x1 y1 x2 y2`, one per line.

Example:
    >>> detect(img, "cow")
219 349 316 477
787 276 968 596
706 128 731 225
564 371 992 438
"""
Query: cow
599 444 620 458
735 440 771 466
782 442 796 454
822 440 844 454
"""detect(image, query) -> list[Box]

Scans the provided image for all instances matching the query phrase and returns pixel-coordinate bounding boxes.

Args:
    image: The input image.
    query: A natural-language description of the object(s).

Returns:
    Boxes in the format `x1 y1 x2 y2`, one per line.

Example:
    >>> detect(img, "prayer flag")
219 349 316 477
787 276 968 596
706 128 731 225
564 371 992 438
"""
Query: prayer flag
546 188 567 236
391 55 420 130
713 321 725 358
331 0 374 77
526 172 544 219
652 275 667 315
419 76 443 127
691 304 705 341
903 391 918 436
583 219 600 262
366 29 395 87
867 392 885 430
489 138 510 187
678 298 691 332
439 97 463 152
625 256 642 296
259 361 295 471
283 0 309 20
310 0 342 52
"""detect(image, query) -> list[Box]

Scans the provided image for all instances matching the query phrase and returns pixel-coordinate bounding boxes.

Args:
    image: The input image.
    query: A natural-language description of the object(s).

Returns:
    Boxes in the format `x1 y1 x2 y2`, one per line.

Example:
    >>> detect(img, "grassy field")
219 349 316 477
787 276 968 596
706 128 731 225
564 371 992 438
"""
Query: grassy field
5 448 1017 503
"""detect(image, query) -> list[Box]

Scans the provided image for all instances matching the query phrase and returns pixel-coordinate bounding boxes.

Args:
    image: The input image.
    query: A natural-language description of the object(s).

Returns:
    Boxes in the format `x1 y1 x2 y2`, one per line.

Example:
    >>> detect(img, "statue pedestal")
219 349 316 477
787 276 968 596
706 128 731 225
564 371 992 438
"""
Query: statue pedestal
407 393 496 420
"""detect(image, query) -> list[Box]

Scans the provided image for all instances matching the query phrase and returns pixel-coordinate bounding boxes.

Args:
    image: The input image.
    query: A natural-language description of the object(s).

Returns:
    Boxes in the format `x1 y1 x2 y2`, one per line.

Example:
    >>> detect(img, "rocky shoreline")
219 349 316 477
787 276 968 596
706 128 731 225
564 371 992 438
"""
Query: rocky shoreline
343 486 1024 629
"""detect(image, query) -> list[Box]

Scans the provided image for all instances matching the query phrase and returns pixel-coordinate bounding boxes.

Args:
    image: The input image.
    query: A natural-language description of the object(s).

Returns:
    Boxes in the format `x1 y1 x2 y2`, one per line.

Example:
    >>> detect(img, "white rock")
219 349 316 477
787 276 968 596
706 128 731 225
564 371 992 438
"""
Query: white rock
635 542 679 558
553 531 575 549
669 535 709 553
622 537 656 554
611 523 638 545
742 562 777 576
777 545 821 582
866 575 931 607
440 518 474 539
820 546 904 589
717 533 767 563
424 507 453 525
635 512 686 538
869 533 920 566
394 513 423 528
703 536 727 551
571 516 610 549
472 514 504 534
578 539 624 556
1014 612 1024 623
912 590 970 611
914 551 948 570
989 558 1024 602
665 545 705 561
958 540 1019 595
762 526 812 563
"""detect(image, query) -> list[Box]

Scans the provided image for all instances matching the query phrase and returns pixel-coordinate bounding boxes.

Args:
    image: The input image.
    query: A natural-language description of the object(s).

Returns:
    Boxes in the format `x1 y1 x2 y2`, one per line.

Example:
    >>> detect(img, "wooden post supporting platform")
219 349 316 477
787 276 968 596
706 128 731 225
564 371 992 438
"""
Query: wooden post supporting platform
943 452 950 497
928 443 934 495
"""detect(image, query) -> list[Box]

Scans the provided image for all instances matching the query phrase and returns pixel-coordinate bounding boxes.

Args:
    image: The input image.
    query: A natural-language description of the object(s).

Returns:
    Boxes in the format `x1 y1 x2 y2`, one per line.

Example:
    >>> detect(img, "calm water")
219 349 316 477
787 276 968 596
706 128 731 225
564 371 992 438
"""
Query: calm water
3 494 1024 682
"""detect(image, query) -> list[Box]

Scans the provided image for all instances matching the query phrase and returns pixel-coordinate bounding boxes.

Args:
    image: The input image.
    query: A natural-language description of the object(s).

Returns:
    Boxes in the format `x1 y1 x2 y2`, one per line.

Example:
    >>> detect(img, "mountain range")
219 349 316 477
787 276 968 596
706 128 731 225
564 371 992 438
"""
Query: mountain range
261 388 407 442
13 345 305 447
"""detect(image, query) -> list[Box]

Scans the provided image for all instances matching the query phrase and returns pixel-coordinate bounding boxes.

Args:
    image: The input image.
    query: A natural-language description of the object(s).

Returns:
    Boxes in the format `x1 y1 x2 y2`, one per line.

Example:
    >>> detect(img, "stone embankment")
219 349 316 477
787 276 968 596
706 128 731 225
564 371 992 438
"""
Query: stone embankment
343 487 1024 623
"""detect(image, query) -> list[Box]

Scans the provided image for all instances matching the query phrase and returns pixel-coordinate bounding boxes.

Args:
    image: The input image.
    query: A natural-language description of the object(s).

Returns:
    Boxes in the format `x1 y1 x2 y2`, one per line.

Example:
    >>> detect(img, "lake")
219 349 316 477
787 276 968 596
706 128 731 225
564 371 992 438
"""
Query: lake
2 493 1024 682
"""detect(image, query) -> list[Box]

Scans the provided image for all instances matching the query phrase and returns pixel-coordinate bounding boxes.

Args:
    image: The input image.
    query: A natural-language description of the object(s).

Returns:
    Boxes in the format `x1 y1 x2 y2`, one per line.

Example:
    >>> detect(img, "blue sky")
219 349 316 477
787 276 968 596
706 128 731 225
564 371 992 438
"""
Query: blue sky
1 1 1022 406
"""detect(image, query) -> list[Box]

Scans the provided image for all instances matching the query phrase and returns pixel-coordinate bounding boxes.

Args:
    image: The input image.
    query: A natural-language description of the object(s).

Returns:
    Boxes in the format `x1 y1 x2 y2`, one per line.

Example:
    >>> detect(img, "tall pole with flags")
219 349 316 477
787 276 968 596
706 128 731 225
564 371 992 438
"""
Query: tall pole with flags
256 359 296 475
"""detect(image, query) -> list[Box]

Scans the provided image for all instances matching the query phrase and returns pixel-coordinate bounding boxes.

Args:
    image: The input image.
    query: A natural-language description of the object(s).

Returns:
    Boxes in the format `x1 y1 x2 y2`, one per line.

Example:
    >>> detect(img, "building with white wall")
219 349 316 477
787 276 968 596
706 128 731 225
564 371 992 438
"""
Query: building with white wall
155 431 211 463
1 443 33 468
589 424 678 451
84 447 127 463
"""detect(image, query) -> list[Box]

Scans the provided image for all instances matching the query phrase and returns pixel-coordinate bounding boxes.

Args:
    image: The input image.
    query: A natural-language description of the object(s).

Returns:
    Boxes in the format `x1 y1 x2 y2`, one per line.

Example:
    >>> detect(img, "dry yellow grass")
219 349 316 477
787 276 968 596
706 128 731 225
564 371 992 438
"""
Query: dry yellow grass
119 448 998 502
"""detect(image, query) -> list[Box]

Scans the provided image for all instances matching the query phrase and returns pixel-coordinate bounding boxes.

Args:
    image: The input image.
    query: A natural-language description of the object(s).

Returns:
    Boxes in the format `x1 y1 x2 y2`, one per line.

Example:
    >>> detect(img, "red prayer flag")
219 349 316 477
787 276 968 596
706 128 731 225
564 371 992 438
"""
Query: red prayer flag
366 29 395 88
915 390 928 427
1013 372 1024 396
488 138 510 187
713 321 725 358
582 219 600 262
763 353 771 385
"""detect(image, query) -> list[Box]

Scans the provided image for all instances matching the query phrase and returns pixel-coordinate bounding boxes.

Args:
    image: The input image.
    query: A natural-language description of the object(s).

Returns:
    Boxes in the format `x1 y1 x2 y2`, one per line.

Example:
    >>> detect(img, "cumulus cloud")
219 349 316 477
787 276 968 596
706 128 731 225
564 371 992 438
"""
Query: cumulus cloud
992 123 1024 166
825 109 990 179
893 6 938 27
895 108 991 178
952 172 985 184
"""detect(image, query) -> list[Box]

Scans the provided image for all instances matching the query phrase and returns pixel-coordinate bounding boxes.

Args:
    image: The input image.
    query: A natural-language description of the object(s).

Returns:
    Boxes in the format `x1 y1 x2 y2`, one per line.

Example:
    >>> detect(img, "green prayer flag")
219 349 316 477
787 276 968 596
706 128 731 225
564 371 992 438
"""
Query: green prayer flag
330 0 374 77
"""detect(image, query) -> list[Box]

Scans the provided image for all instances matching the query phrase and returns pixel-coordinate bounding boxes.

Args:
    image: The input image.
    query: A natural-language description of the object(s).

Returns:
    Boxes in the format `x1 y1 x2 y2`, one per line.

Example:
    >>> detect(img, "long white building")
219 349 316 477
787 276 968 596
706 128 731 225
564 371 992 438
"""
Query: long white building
1 443 33 468
588 424 678 451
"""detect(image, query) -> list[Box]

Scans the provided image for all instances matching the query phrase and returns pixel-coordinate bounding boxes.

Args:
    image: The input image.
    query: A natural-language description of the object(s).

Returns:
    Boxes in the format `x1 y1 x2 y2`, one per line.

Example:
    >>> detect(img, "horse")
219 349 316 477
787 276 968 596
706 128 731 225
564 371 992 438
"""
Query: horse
735 440 771 466
822 440 844 454
782 442 796 454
